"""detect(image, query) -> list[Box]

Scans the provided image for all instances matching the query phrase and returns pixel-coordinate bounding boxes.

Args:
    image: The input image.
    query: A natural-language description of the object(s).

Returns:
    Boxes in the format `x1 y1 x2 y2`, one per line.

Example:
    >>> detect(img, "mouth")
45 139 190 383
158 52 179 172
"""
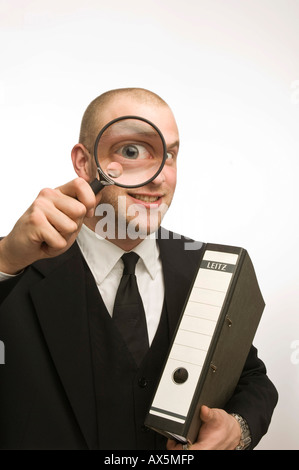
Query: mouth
128 193 163 205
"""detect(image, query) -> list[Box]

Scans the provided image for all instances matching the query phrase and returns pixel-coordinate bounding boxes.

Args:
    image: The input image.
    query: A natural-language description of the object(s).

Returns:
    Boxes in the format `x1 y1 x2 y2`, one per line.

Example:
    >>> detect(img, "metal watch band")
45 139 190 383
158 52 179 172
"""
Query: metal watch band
231 413 252 450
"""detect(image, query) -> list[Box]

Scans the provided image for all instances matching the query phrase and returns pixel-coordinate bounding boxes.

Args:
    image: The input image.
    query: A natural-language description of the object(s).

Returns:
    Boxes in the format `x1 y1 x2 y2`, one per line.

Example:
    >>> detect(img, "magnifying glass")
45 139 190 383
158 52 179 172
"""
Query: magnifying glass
89 116 167 194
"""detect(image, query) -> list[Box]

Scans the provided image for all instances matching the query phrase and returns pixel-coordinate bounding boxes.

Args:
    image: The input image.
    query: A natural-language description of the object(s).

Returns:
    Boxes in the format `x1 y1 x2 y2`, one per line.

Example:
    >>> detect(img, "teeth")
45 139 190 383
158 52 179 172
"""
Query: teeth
132 194 159 202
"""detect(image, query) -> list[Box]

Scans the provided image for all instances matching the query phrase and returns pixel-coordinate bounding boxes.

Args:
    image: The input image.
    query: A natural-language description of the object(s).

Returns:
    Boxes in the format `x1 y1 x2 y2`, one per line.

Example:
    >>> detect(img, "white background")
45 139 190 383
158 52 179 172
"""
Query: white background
0 0 298 450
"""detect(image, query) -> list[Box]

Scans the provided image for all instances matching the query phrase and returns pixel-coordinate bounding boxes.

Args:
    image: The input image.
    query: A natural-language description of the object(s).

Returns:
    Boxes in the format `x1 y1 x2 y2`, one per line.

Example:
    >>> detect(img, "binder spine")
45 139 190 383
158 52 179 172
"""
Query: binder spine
146 245 242 437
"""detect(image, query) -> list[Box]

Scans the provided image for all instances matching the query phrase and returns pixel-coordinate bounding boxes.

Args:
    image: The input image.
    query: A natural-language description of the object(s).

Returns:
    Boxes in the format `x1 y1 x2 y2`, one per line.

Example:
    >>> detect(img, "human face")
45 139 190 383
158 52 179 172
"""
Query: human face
86 96 179 247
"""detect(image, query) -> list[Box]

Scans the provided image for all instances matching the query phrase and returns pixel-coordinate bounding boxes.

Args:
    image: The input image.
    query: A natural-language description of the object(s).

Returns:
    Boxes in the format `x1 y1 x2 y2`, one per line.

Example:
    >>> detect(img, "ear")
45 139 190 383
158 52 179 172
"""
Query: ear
71 143 94 181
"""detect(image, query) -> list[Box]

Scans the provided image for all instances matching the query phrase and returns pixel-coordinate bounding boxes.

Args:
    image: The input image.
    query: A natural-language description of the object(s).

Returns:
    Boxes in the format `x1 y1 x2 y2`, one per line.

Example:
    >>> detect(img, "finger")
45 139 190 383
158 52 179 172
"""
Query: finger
31 192 85 236
38 221 70 253
26 210 70 253
42 205 81 237
56 178 96 217
42 191 88 224
166 439 180 450
200 405 213 422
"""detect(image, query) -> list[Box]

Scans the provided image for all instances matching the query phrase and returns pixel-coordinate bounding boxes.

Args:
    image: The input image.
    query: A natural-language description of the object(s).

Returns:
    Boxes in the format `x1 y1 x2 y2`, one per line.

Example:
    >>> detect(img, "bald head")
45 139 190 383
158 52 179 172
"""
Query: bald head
79 88 170 152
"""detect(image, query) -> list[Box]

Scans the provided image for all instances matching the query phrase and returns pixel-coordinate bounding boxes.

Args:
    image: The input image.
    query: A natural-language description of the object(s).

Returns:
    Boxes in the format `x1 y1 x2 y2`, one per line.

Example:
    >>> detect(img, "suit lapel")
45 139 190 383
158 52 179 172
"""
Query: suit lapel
29 243 97 450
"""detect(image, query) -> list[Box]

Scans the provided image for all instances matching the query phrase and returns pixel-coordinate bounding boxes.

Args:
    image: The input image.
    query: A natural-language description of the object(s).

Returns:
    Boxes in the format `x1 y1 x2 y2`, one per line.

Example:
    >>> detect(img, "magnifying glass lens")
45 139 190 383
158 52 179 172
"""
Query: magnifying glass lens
95 118 165 187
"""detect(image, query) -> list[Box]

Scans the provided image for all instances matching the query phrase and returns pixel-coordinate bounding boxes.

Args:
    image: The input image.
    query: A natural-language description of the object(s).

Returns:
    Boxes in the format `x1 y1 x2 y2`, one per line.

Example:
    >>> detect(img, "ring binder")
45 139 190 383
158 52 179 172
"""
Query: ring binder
145 243 265 444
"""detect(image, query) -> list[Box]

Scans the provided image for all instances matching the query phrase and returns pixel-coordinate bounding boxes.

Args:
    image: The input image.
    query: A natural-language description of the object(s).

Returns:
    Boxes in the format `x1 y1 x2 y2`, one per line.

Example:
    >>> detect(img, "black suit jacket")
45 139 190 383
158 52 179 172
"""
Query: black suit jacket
0 230 278 449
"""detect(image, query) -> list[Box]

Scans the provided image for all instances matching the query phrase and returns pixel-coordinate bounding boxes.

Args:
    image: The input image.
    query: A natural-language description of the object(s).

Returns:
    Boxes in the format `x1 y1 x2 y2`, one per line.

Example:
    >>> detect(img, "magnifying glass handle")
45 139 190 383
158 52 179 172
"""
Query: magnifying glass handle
90 178 106 195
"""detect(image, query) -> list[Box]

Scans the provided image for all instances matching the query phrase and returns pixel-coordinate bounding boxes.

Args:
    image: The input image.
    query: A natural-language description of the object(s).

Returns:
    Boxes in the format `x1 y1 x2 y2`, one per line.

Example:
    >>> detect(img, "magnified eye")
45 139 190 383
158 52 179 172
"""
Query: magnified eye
122 145 139 159
116 144 151 160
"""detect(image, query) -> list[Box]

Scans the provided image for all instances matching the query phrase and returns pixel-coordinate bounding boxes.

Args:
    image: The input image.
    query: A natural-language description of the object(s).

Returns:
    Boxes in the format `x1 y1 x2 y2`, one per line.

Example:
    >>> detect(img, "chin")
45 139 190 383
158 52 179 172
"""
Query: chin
126 211 164 240
126 219 157 240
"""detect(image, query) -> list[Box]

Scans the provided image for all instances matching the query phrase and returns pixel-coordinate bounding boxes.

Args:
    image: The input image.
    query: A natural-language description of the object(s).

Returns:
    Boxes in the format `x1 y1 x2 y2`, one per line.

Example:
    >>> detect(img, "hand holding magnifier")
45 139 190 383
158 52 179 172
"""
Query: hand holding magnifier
89 116 167 194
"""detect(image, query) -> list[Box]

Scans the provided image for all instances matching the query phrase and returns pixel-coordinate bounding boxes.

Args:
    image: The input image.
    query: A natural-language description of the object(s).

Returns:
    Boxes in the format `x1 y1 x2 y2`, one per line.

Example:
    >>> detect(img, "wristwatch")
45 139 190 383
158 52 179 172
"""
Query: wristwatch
231 413 252 450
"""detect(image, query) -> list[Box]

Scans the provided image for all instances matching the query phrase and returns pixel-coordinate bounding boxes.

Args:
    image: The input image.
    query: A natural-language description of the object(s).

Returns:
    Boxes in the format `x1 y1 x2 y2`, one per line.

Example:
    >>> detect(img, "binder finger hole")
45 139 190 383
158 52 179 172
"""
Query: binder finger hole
172 367 189 384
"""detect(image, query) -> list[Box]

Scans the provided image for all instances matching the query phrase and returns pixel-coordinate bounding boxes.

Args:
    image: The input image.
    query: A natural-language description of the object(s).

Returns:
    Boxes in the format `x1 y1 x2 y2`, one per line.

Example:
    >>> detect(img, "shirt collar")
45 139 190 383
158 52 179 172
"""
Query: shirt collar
133 233 159 280
77 224 159 284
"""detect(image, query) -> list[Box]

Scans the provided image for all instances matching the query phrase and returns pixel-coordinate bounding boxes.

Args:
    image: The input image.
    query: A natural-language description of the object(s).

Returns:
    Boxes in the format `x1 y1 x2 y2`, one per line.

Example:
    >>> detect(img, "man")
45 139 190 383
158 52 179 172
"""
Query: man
0 88 278 450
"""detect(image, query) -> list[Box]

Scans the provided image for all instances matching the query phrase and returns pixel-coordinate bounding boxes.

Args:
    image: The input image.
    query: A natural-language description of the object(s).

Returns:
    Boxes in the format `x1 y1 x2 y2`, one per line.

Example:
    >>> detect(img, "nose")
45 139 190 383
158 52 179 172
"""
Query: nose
150 169 165 185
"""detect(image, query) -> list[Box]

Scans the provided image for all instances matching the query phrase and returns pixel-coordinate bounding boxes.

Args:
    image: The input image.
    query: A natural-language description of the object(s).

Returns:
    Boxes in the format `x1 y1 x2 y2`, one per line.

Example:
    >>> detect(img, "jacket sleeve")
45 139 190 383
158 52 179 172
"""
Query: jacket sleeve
224 345 278 449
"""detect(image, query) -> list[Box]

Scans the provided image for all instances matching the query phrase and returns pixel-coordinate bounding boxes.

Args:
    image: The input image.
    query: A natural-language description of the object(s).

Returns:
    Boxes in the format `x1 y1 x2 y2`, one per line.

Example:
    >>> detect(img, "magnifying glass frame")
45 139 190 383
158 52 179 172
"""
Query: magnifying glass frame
93 115 168 189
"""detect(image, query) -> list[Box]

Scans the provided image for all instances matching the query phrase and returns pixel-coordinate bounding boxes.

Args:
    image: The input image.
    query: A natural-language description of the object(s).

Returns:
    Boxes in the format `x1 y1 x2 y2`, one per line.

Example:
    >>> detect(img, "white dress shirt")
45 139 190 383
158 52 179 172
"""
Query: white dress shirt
75 224 165 345
0 271 17 282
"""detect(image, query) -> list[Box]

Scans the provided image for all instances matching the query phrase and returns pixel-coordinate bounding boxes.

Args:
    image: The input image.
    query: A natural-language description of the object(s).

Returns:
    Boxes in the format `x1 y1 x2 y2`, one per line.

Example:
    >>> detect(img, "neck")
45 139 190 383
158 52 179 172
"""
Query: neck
105 237 144 252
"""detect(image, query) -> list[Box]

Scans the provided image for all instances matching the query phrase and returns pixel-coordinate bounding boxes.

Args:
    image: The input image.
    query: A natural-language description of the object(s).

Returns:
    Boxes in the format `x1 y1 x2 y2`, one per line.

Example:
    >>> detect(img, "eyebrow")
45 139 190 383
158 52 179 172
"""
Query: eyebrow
100 129 164 144
167 140 180 150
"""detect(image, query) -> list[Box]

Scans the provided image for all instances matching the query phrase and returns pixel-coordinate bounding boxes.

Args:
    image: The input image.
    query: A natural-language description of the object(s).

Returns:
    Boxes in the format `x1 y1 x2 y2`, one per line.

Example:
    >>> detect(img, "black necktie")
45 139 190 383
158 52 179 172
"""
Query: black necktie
113 252 149 366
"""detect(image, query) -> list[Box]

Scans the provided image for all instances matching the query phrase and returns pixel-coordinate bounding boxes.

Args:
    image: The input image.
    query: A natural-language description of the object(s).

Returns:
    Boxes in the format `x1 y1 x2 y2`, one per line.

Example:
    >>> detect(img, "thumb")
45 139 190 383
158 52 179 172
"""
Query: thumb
200 405 213 423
